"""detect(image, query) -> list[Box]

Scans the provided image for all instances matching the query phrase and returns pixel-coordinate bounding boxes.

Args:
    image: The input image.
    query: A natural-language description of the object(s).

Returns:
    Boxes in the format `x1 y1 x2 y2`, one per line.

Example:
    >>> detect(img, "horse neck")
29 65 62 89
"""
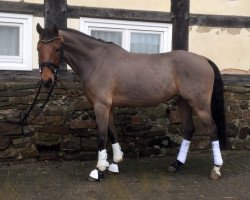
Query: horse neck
59 30 107 83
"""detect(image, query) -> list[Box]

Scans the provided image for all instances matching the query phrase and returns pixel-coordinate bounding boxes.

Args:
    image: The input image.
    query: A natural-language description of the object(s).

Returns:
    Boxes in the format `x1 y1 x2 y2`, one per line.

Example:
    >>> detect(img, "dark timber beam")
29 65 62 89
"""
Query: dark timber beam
171 0 190 51
0 1 43 16
0 1 250 28
44 0 67 29
68 6 171 23
190 14 250 28
44 0 67 70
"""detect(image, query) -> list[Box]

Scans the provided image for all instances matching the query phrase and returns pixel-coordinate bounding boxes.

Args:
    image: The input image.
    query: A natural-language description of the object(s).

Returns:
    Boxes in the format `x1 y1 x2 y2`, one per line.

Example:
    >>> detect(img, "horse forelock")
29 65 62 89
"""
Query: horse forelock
40 28 59 41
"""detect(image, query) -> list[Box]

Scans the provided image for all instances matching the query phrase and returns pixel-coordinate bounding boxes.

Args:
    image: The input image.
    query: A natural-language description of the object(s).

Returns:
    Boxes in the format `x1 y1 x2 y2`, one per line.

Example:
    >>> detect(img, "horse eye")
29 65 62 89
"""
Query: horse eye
56 48 60 53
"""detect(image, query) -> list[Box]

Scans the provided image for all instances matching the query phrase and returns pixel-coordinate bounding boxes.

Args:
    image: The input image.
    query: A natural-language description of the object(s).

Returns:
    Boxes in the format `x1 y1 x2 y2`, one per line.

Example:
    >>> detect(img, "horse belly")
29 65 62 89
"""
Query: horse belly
112 78 176 107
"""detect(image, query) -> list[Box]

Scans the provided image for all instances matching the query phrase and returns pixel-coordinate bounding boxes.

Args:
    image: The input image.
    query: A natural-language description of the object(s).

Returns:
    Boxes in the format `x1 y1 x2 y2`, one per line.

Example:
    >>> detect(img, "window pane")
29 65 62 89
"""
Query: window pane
91 30 122 46
0 26 19 56
130 32 160 54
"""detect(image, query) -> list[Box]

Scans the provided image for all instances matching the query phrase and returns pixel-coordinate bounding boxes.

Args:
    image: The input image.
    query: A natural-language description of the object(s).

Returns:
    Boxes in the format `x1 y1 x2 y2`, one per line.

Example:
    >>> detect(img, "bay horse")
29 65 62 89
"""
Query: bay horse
36 24 226 181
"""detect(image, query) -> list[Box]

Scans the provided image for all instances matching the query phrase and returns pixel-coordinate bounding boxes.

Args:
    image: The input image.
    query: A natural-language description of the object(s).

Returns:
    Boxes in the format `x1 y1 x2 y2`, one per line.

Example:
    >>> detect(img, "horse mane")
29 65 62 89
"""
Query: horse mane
60 28 117 46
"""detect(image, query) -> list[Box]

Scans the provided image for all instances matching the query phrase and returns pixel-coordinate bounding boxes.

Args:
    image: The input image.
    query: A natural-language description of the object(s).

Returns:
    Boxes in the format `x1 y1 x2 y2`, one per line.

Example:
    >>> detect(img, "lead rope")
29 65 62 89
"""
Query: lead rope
1 82 42 135
2 39 63 135
2 77 58 135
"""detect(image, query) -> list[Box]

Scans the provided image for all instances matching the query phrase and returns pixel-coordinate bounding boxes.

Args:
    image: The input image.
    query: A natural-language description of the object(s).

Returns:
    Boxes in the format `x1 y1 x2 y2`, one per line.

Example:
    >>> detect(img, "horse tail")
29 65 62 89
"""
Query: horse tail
207 59 227 149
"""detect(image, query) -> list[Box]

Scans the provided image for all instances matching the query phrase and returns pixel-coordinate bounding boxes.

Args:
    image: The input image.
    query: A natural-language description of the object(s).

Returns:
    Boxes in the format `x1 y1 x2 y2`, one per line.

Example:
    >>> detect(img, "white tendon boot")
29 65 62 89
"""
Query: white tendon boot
89 149 109 181
112 143 124 163
96 149 110 171
108 143 123 173
177 139 191 164
210 140 223 180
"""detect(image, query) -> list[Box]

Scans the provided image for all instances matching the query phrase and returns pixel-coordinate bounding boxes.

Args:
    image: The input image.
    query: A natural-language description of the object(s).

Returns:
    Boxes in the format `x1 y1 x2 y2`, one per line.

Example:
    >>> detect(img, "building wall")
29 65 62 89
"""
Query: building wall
189 0 250 73
32 17 44 69
1 0 250 72
189 26 250 72
0 0 249 162
0 0 43 3
190 0 250 16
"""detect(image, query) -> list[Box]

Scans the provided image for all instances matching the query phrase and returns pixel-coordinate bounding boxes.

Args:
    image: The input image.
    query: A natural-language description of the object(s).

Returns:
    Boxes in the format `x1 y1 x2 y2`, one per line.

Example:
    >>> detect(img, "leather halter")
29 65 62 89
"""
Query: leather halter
39 37 63 79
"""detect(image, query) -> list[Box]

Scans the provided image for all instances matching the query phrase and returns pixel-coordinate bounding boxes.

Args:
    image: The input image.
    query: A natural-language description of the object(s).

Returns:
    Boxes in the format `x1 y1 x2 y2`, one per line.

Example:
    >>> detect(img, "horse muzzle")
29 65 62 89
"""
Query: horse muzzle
41 78 53 88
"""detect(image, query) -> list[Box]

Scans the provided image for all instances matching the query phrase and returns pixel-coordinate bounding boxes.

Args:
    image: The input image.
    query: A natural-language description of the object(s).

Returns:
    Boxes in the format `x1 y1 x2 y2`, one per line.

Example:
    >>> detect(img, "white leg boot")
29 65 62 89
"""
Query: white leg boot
96 149 110 171
168 139 191 172
108 143 123 173
177 139 191 164
89 149 109 181
210 140 223 180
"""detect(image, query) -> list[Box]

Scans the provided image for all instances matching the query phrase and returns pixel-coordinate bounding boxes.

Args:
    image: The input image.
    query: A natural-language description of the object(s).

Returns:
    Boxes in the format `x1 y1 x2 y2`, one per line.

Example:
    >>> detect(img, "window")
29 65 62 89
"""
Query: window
0 13 32 70
80 18 172 54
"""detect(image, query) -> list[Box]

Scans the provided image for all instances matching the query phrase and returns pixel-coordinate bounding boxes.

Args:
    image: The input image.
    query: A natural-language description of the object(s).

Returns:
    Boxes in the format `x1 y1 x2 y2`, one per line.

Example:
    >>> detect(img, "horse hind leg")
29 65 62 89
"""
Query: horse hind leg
168 98 195 172
194 107 223 180
107 110 124 174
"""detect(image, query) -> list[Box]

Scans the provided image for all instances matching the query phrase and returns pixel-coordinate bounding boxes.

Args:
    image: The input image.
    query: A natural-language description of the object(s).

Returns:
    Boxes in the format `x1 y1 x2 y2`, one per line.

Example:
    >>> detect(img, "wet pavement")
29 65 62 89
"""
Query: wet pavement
0 150 249 200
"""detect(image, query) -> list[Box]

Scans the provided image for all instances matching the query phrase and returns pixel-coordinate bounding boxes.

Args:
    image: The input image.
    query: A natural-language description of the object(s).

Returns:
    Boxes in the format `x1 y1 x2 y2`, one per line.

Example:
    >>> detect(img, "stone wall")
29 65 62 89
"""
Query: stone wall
0 71 249 162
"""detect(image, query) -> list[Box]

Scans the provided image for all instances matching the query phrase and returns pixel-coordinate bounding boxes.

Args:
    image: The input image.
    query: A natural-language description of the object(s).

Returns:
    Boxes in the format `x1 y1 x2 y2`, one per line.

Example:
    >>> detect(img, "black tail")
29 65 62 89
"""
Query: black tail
207 59 227 149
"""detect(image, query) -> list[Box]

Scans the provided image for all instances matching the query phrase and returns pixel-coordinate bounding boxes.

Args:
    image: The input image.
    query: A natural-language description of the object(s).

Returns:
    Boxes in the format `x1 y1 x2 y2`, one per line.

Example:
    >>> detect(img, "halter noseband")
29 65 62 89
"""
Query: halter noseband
39 37 63 79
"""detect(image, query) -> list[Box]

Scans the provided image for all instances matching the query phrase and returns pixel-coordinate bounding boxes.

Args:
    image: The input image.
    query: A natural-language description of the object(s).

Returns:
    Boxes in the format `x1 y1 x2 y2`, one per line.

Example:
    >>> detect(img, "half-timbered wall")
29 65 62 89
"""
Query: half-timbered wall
0 0 249 161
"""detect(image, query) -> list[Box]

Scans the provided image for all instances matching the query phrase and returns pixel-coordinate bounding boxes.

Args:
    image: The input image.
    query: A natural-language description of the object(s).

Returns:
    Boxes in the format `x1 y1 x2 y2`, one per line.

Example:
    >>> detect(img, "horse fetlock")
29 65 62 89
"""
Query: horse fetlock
112 143 124 163
210 165 222 180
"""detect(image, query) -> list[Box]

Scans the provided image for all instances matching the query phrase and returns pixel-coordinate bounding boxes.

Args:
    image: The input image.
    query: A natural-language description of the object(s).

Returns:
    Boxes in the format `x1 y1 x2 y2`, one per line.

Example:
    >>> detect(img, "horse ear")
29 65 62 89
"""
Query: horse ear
36 23 43 35
53 25 59 35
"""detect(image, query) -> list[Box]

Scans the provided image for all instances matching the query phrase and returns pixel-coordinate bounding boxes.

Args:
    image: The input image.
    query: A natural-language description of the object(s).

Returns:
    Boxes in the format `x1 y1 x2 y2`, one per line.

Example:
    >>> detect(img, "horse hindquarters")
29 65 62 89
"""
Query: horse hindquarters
169 56 225 179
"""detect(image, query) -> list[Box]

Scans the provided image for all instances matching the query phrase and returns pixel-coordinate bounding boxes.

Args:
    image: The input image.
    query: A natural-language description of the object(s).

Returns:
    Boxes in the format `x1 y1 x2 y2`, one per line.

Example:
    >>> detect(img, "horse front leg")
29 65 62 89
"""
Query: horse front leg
89 102 110 181
107 111 123 174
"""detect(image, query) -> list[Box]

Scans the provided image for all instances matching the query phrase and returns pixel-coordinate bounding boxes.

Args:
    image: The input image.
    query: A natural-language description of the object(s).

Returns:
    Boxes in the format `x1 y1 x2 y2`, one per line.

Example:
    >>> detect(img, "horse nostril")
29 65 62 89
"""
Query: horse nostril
41 78 52 88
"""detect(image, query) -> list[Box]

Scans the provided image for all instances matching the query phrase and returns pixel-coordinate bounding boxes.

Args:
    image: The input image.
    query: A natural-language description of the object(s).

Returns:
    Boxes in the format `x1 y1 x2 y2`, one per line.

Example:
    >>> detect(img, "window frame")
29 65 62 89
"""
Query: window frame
0 12 32 71
80 17 172 53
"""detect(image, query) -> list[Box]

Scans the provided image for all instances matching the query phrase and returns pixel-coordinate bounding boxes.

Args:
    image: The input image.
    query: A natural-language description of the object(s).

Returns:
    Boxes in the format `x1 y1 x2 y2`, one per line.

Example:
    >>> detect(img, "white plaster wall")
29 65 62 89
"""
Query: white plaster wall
189 26 250 72
32 17 44 69
190 0 250 16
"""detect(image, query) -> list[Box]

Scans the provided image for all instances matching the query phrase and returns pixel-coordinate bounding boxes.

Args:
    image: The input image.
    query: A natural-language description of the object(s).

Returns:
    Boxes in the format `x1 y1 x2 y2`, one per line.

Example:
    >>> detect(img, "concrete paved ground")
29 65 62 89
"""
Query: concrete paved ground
0 150 249 200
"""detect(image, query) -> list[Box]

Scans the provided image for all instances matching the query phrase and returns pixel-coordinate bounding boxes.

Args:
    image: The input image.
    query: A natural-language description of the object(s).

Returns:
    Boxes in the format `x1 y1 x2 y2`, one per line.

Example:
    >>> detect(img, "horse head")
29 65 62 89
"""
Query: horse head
36 23 63 87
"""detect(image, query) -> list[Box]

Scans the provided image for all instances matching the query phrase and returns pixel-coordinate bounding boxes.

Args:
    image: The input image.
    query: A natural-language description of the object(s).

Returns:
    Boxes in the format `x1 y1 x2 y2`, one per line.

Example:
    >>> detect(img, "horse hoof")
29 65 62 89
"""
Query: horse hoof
168 165 179 173
168 160 183 173
88 169 104 182
209 166 222 180
108 163 119 174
